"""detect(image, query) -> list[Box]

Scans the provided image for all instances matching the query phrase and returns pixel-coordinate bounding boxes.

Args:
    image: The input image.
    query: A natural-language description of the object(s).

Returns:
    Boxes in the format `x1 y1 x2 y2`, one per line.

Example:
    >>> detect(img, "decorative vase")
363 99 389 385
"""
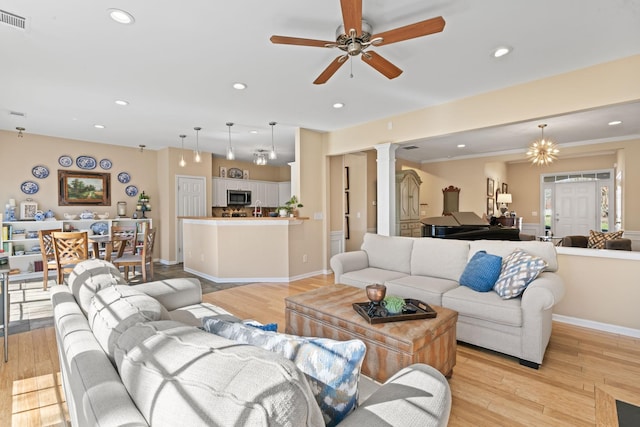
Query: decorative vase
279 208 288 217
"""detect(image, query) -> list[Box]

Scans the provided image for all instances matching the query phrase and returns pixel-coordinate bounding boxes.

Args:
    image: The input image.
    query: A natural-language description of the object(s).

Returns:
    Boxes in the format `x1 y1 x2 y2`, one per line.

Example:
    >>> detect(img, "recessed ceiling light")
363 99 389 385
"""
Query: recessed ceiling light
115 100 129 106
249 130 258 134
94 124 105 129
608 120 622 126
333 102 344 109
457 144 466 148
107 8 135 25
493 46 511 58
233 82 247 90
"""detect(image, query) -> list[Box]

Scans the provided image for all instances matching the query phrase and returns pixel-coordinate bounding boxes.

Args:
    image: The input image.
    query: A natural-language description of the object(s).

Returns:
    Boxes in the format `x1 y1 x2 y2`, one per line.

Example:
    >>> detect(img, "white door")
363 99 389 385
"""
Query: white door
176 176 207 263
554 181 596 237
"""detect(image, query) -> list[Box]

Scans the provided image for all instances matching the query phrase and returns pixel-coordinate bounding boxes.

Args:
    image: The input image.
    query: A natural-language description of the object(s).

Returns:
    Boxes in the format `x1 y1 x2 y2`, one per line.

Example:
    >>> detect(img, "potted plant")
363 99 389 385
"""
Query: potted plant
383 295 406 314
284 195 303 217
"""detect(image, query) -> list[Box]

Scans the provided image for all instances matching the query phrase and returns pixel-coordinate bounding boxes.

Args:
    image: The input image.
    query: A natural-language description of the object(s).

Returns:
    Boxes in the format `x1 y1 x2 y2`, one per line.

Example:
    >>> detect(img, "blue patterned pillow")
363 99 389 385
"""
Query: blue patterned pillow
244 321 278 332
494 249 547 299
203 317 366 427
459 250 503 292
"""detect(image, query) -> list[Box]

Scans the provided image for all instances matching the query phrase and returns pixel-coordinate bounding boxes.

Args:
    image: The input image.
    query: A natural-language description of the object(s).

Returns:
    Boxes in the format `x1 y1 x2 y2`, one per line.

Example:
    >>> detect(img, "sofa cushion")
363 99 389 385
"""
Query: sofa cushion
411 238 470 281
587 229 624 249
459 251 502 292
115 321 324 427
68 259 127 315
468 240 558 272
494 249 547 299
442 285 523 327
168 302 239 327
203 317 366 427
362 233 414 274
341 267 409 288
88 285 165 360
384 276 459 307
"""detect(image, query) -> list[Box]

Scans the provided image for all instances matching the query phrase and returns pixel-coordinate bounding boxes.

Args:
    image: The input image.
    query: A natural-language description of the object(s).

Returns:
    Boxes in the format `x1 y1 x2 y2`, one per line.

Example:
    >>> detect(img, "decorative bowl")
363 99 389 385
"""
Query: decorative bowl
366 284 387 303
268 212 278 217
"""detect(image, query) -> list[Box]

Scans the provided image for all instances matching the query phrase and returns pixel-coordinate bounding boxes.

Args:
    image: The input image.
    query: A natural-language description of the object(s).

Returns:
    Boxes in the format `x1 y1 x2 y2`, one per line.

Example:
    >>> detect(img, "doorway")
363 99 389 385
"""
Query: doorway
176 175 207 263
541 170 613 237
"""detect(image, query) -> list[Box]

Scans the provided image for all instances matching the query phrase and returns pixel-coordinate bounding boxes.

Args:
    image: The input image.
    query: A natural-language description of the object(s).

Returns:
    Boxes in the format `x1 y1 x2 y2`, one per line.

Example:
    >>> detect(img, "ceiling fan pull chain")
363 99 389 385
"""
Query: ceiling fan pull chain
350 57 354 78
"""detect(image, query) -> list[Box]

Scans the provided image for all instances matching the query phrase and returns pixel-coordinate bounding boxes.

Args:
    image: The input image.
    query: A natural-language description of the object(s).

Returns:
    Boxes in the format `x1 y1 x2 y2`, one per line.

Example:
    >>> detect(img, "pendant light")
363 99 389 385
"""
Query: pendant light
226 122 235 160
269 121 278 160
179 134 187 167
193 127 202 163
526 124 559 166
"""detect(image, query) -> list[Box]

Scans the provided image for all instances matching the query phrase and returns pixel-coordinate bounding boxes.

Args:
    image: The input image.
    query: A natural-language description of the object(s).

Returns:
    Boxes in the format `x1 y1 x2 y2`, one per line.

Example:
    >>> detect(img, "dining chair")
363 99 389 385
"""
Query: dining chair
108 224 137 259
37 228 62 290
113 228 157 282
52 231 90 284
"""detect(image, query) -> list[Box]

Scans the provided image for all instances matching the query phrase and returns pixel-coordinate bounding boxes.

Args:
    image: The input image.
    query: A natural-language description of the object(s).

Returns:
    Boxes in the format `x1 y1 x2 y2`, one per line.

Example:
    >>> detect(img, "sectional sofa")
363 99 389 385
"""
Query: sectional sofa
51 259 452 426
330 233 565 368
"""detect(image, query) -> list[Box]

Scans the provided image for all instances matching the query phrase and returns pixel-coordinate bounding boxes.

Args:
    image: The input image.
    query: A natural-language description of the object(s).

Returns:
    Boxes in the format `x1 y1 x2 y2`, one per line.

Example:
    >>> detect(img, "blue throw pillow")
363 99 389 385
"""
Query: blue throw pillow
459 250 503 292
244 321 278 332
203 317 366 427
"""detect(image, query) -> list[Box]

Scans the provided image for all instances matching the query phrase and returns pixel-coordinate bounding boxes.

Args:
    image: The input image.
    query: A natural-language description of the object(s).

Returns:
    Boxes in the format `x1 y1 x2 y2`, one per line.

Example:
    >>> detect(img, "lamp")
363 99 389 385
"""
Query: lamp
193 127 202 163
269 121 277 160
226 122 235 160
178 134 187 167
497 193 512 216
253 149 268 166
526 124 559 165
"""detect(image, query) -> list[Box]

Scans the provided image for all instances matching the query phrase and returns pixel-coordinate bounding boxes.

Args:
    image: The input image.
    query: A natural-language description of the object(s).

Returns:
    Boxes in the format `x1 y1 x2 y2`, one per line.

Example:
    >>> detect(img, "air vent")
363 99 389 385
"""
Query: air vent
403 145 419 150
10 111 25 117
1 10 26 30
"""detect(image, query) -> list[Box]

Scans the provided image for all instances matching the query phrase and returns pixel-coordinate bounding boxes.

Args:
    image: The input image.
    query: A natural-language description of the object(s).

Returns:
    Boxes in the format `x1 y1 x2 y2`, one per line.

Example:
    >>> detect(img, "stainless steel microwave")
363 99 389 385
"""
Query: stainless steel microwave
227 189 251 205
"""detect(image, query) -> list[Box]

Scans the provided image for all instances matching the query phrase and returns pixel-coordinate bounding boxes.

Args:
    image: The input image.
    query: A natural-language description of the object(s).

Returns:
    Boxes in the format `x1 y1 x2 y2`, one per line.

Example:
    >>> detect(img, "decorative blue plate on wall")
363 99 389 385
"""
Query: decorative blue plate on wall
125 185 138 197
76 156 97 170
58 155 73 167
99 159 112 170
21 181 39 194
118 172 131 183
32 165 50 179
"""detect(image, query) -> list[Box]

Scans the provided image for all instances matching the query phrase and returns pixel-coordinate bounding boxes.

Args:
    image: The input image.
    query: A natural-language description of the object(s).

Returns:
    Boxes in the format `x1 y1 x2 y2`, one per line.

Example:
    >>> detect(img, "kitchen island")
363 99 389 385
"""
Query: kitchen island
181 217 322 282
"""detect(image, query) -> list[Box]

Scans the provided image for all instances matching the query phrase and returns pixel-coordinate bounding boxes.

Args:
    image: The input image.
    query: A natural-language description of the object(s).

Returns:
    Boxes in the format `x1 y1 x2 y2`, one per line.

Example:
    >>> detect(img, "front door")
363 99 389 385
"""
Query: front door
554 181 596 237
176 176 207 263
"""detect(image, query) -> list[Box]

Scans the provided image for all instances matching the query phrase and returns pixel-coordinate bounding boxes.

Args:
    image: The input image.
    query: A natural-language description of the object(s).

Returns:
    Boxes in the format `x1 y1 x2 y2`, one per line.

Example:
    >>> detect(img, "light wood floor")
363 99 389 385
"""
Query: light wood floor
2 274 639 426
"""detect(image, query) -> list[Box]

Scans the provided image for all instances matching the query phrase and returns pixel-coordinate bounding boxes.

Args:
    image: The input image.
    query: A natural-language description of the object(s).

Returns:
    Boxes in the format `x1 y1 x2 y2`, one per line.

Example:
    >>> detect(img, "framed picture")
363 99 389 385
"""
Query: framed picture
219 166 227 178
345 191 350 214
502 183 508 193
487 197 495 216
20 199 38 220
487 178 494 196
58 170 111 206
345 166 350 190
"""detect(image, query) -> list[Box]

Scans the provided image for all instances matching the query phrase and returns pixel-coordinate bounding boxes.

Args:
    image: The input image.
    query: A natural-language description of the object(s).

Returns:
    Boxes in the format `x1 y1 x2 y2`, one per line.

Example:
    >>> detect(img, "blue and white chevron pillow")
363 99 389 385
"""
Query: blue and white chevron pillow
203 317 366 427
494 249 547 299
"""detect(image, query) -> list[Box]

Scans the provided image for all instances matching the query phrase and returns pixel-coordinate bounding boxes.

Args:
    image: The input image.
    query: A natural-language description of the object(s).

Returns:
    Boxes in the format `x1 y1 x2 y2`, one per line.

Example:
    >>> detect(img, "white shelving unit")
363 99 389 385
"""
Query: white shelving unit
1 217 151 280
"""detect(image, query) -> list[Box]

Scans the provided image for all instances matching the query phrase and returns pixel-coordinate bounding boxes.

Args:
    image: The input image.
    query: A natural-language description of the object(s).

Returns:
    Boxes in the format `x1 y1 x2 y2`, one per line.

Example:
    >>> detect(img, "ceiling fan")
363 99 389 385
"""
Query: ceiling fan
270 0 445 84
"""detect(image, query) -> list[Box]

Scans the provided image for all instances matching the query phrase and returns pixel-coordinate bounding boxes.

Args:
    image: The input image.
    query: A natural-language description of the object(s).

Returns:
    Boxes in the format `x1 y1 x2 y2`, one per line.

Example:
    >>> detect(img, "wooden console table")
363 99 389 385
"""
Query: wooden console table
495 216 522 230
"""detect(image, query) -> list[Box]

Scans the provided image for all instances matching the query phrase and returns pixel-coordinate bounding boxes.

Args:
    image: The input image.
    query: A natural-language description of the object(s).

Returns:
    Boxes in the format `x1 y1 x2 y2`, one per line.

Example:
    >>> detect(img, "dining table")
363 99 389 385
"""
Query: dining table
88 234 134 262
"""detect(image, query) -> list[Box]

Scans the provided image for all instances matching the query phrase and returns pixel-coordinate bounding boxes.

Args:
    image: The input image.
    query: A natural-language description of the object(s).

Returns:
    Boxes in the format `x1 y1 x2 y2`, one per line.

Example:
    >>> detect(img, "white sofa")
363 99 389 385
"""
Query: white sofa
330 233 565 368
52 259 452 426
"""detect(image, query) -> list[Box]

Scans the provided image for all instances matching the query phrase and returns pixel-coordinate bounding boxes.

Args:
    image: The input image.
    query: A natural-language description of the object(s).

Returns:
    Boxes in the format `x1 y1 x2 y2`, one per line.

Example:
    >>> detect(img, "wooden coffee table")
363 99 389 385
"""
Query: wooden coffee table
285 284 457 383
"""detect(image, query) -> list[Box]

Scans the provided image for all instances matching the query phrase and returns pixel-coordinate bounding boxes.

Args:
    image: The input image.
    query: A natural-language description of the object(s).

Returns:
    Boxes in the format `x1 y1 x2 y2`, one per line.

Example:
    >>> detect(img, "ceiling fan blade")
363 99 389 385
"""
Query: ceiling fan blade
270 35 335 48
372 16 445 46
340 0 362 35
361 51 403 79
314 55 348 85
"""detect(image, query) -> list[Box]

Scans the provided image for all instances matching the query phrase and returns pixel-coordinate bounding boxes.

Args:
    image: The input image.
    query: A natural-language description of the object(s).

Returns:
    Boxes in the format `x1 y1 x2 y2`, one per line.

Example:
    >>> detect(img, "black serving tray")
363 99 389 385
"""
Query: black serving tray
352 298 437 324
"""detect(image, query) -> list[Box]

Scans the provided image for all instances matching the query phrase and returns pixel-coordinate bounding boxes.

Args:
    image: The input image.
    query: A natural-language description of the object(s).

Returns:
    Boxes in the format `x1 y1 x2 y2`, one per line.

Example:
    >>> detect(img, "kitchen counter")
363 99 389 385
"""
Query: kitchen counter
180 216 320 283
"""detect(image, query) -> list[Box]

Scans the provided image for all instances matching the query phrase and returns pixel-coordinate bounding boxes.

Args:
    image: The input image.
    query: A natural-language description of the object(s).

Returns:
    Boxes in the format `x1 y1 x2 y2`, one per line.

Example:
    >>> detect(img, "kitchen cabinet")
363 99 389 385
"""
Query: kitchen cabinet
213 178 289 208
396 170 422 237
278 181 292 206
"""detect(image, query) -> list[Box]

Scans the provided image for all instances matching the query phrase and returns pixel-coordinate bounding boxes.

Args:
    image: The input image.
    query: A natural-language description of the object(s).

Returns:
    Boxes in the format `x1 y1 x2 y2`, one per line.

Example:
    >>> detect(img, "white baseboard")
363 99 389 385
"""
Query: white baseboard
553 314 640 338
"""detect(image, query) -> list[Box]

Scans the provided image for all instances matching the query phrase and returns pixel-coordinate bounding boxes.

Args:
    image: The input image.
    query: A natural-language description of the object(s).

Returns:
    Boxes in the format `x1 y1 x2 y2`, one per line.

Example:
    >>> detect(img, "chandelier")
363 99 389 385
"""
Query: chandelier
526 124 559 165
253 149 268 166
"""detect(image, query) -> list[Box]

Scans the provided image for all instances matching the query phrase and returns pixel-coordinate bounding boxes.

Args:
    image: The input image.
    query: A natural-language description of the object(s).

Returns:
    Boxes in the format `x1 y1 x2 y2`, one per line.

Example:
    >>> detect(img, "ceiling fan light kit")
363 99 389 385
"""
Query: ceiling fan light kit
526 124 559 166
270 0 445 84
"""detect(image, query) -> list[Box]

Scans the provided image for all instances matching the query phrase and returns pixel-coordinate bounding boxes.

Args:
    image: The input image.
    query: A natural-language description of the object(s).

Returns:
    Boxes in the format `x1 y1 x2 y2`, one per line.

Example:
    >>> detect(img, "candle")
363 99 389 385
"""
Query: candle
9 199 15 207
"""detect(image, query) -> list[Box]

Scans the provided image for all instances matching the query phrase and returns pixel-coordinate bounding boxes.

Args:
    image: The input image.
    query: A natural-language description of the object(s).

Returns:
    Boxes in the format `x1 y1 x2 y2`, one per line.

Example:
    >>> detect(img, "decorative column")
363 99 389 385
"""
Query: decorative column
375 142 398 236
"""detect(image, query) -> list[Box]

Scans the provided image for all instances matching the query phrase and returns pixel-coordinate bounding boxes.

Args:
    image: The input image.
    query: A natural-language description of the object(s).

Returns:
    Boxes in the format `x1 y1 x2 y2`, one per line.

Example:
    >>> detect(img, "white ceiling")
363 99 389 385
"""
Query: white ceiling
1 1 639 166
